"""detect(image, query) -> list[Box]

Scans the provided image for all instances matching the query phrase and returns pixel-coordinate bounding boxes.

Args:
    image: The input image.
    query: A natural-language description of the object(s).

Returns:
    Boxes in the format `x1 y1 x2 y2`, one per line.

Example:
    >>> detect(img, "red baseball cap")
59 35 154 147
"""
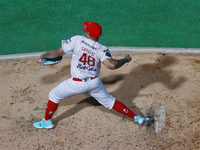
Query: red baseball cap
82 21 102 39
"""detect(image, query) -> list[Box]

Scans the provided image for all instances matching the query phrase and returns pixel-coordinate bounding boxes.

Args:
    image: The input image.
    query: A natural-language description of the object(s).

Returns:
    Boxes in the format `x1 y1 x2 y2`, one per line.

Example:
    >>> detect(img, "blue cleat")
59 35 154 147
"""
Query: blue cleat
134 115 152 126
33 118 54 129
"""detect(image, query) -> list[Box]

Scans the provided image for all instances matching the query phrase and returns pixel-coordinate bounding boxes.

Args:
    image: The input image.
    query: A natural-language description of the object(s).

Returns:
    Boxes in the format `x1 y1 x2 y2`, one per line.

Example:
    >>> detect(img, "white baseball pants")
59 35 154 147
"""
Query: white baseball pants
49 77 116 109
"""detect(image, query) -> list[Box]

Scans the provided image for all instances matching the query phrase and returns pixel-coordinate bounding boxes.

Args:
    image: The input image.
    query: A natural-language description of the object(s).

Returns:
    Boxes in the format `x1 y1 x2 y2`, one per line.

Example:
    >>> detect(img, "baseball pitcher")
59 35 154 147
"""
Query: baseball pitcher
33 21 152 129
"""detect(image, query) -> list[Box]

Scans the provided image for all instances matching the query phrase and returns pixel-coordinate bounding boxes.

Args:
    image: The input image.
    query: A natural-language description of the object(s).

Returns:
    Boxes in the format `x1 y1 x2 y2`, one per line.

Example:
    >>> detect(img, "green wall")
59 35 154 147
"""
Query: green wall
1 0 200 55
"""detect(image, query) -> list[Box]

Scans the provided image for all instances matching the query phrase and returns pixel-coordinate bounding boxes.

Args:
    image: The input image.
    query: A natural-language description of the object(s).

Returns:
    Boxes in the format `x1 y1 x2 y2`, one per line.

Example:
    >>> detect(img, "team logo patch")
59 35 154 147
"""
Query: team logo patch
63 38 71 44
103 49 111 57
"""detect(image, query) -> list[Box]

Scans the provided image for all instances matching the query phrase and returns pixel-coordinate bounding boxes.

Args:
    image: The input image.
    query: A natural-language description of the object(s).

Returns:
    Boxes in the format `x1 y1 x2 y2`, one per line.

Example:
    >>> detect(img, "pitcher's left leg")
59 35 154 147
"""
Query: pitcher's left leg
89 80 152 126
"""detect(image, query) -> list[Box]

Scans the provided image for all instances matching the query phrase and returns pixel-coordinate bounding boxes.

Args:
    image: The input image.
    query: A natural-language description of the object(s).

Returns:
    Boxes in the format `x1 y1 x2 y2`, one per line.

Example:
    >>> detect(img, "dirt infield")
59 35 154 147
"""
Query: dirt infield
0 53 200 150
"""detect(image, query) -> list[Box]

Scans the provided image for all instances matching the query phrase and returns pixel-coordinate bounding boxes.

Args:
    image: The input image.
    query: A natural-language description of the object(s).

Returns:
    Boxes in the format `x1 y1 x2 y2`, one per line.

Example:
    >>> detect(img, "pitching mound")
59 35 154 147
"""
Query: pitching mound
0 53 200 149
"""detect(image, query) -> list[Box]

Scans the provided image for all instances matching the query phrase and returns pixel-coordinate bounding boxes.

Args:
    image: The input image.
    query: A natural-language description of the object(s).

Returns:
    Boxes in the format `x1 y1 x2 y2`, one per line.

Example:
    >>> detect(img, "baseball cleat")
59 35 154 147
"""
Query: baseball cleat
33 118 54 129
134 115 152 126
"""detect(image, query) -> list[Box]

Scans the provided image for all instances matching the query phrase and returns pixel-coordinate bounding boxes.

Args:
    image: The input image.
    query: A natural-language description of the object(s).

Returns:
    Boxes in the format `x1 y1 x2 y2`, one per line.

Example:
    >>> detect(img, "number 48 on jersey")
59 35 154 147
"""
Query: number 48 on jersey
79 53 95 66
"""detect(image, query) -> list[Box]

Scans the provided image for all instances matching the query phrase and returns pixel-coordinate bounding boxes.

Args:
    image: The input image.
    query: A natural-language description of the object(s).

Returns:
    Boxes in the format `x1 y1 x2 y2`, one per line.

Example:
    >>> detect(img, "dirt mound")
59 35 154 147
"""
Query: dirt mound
0 53 200 150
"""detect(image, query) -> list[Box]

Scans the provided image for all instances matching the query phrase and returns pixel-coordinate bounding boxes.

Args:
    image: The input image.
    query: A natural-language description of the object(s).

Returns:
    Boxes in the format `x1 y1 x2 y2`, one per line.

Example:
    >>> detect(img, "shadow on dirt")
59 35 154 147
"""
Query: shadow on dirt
53 54 187 127
41 65 71 84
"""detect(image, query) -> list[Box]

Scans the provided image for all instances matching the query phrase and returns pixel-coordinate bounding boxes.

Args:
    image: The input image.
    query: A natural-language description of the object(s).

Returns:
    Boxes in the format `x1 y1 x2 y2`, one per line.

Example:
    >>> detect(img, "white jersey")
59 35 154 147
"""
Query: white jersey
62 35 112 79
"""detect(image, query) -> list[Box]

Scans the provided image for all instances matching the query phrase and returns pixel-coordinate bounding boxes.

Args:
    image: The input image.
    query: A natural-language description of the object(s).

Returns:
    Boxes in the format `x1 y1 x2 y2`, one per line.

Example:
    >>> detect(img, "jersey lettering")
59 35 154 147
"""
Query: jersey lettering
81 46 95 57
77 64 97 71
81 40 97 50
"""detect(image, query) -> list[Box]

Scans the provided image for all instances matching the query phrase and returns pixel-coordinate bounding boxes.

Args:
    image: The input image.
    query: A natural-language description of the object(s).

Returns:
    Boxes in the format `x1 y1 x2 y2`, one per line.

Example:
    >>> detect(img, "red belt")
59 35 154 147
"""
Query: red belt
73 77 97 82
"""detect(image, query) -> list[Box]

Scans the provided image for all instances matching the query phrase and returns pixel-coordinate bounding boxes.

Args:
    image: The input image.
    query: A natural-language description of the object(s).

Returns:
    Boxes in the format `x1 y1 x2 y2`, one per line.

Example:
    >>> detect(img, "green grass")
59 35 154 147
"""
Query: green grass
0 0 200 55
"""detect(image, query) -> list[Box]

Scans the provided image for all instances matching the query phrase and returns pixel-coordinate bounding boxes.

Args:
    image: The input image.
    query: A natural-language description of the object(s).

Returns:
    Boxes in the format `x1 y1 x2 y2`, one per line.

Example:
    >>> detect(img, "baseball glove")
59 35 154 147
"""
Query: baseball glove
39 56 63 66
